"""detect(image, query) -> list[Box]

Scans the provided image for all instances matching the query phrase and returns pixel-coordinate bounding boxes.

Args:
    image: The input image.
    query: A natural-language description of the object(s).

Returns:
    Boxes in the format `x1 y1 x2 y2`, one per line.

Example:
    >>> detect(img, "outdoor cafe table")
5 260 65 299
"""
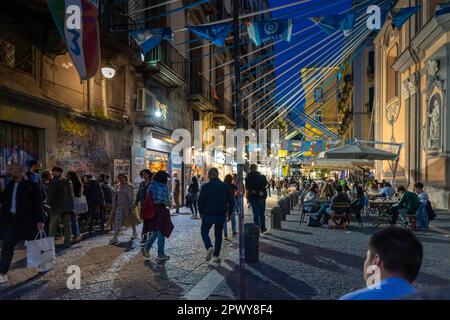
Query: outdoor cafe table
369 198 398 226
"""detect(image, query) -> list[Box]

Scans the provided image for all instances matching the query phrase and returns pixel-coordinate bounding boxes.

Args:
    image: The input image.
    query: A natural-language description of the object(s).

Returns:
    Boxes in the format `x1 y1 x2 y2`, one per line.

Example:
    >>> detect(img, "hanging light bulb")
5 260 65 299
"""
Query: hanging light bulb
155 109 162 118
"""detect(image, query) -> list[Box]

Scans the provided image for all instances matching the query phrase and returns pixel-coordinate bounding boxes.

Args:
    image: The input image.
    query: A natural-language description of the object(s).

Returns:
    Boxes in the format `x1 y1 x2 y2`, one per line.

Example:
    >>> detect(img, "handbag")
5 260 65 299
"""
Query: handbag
74 196 89 214
26 231 55 269
185 193 191 207
140 192 155 220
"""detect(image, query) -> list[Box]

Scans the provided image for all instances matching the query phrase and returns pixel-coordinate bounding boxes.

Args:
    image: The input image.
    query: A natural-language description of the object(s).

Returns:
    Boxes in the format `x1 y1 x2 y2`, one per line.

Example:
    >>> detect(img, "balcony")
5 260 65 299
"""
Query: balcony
212 97 236 125
98 0 139 53
144 41 188 88
187 74 217 111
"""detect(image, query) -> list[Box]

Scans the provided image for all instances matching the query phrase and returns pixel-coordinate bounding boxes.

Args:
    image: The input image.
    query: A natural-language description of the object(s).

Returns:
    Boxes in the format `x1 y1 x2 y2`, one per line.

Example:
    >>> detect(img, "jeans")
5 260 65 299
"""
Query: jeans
415 203 429 230
223 212 237 236
145 231 165 256
314 204 331 224
70 212 80 238
189 192 198 216
49 211 71 246
201 216 225 257
88 206 103 231
250 199 266 229
173 193 180 213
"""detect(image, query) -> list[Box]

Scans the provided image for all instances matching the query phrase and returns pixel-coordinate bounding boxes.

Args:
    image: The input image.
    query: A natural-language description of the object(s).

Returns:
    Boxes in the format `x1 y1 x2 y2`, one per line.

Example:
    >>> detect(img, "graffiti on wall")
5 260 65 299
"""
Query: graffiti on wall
48 117 130 176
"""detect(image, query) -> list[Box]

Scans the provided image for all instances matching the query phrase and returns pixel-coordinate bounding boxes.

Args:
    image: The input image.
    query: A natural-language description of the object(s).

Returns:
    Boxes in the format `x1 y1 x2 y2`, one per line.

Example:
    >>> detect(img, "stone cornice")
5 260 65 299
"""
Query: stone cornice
393 15 450 73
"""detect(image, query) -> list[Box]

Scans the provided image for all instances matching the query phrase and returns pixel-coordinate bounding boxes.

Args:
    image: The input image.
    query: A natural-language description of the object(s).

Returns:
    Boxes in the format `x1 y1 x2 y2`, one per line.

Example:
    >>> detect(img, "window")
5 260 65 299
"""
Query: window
314 88 323 103
386 44 398 102
0 30 33 75
369 87 375 112
314 110 323 122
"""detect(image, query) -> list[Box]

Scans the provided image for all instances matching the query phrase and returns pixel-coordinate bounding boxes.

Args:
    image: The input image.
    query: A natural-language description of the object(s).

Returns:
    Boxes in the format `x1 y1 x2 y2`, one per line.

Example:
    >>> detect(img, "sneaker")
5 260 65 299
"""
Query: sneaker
232 232 238 237
224 235 228 241
0 274 8 284
142 248 150 260
73 236 82 244
157 254 170 261
205 247 214 261
109 238 118 244
260 228 268 233
212 256 221 263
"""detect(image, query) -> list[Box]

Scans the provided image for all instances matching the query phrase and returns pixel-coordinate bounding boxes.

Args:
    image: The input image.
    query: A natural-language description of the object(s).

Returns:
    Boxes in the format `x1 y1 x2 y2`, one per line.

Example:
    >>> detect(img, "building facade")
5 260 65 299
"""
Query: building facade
373 0 450 208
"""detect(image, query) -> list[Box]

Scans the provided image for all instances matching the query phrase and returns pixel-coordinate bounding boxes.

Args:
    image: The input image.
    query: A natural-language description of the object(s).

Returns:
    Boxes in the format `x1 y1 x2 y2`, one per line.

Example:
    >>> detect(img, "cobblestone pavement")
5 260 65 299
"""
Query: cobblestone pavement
1 193 449 300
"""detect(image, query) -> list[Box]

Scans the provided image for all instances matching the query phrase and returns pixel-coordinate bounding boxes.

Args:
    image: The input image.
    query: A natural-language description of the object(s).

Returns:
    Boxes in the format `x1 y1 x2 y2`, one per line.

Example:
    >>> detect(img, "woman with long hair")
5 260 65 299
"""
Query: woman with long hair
303 183 321 212
108 173 139 244
223 174 238 239
67 171 82 243
135 169 152 245
142 170 174 262
188 176 200 219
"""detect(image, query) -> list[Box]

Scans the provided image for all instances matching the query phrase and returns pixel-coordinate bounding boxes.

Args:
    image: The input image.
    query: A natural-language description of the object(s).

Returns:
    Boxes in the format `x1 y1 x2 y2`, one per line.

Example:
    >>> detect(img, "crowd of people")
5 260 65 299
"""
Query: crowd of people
0 161 445 300
296 176 435 230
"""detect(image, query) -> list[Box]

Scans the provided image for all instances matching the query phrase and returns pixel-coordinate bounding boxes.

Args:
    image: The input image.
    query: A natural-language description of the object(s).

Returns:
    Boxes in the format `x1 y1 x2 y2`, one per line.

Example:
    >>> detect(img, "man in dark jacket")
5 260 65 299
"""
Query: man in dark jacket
83 175 105 232
47 167 74 247
245 164 268 233
198 168 234 263
0 163 45 284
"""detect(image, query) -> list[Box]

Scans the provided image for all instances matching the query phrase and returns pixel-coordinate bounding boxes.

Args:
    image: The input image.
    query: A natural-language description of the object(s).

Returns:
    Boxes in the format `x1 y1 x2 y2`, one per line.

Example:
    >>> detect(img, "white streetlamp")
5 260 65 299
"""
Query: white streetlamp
101 66 116 79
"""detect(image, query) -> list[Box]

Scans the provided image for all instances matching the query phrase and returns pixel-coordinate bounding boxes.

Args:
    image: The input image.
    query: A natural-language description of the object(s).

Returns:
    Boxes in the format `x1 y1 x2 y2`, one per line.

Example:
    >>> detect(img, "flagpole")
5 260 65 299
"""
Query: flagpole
232 0 245 301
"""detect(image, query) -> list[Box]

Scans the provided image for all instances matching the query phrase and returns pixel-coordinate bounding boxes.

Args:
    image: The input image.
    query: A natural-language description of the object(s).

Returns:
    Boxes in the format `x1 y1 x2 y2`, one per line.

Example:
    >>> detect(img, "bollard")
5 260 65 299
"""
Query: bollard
271 207 282 230
289 194 295 209
245 223 260 263
278 198 290 219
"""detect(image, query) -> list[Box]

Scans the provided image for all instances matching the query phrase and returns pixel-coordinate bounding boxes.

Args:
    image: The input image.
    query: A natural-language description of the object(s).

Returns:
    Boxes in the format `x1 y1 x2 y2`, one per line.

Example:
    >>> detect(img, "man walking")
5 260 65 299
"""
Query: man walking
47 167 74 248
245 164 268 233
83 175 105 232
26 159 46 201
172 172 181 214
0 163 45 284
198 168 234 263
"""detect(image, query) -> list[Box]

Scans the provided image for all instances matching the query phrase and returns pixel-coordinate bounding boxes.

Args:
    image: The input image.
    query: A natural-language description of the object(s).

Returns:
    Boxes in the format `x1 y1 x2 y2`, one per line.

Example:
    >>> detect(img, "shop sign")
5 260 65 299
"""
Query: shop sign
113 159 130 179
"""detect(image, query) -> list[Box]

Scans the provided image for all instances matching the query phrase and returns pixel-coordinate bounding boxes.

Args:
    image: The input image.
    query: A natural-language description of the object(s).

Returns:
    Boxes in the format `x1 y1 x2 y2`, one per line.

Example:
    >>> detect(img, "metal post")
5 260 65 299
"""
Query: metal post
232 0 246 300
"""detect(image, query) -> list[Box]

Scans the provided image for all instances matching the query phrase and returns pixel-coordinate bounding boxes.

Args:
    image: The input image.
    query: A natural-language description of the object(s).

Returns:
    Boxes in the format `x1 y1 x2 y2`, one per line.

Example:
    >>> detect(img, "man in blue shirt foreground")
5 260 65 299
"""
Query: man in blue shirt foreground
340 227 423 300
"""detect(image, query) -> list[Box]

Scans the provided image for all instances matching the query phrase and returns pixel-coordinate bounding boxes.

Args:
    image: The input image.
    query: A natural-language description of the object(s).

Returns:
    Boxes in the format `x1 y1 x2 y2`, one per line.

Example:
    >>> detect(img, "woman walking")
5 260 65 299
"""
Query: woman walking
223 174 238 239
188 176 200 219
67 171 82 243
142 170 174 262
135 169 152 245
108 173 139 244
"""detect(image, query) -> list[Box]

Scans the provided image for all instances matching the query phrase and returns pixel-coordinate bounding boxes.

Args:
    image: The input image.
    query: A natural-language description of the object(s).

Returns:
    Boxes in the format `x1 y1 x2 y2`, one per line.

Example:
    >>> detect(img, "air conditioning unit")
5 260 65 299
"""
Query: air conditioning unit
136 88 156 112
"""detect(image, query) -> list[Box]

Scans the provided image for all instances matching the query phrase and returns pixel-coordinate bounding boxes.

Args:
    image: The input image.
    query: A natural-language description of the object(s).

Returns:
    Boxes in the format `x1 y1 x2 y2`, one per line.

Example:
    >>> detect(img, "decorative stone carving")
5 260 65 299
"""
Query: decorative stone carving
385 97 400 125
426 59 440 78
402 73 418 100
426 93 442 150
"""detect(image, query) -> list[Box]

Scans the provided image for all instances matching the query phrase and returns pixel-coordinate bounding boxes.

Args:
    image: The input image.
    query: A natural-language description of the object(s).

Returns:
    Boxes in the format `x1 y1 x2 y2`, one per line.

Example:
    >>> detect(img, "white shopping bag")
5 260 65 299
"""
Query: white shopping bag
26 231 55 269
74 196 89 214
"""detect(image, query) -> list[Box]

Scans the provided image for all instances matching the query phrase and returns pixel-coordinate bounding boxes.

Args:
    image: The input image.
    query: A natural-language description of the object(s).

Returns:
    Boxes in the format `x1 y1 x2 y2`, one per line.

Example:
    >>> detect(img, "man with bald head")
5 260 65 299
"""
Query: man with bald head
0 163 45 284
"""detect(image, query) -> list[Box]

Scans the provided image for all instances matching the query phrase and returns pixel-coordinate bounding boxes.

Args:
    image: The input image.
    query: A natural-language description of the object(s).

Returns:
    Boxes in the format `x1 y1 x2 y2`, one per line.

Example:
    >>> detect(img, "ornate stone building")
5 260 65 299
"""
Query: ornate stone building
373 0 450 208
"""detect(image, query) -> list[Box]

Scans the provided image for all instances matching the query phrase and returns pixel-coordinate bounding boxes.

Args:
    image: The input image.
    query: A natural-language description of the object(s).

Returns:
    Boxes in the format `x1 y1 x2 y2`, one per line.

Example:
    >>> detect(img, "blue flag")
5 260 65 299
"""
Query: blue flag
390 6 420 29
247 19 293 46
130 28 173 54
310 13 355 37
187 23 233 47
435 4 450 16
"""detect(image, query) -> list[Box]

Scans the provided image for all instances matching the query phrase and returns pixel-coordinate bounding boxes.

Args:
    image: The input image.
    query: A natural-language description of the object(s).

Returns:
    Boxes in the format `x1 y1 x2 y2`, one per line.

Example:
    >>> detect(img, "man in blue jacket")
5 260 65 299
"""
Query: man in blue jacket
198 168 234 263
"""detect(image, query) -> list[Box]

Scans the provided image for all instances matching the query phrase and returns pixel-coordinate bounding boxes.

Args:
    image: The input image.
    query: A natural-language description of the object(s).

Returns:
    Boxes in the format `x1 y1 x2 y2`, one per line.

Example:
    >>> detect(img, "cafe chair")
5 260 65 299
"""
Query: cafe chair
330 202 351 230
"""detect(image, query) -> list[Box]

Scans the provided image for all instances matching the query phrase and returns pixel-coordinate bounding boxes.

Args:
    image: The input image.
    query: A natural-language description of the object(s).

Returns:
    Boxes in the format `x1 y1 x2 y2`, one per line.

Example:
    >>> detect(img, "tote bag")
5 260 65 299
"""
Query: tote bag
26 231 55 268
140 192 155 220
74 196 89 214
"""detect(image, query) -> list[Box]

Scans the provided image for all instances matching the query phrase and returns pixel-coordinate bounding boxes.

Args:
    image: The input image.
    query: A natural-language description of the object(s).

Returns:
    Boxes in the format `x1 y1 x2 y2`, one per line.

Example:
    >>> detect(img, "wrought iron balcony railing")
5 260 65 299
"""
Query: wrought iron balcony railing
146 40 188 84
189 73 214 104
215 97 236 122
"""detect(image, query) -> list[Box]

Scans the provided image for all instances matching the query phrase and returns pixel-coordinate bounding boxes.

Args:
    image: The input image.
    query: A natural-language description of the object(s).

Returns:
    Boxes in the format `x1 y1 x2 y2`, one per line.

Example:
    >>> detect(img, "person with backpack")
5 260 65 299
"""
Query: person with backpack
83 175 105 232
245 164 268 233
188 176 200 219
414 182 430 231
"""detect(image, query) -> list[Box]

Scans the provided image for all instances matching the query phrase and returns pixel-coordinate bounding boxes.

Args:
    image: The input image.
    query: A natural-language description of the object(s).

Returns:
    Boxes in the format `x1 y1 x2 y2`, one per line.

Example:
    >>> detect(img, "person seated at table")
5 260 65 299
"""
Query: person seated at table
413 182 430 231
302 183 320 213
386 186 420 227
320 180 335 201
343 184 352 201
367 182 379 195
314 185 350 228
378 182 395 198
340 227 423 300
350 186 365 225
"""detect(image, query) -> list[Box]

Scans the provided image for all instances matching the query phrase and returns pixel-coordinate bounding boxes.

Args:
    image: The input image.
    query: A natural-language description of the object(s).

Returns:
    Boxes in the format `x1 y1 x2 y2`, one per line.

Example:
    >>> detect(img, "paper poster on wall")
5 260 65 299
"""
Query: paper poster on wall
113 159 130 181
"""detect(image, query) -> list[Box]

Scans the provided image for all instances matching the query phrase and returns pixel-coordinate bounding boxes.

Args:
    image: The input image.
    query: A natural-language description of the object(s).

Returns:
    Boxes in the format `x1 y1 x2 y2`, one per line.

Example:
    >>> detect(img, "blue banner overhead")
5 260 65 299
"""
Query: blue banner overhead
247 19 293 46
187 23 233 47
130 28 173 54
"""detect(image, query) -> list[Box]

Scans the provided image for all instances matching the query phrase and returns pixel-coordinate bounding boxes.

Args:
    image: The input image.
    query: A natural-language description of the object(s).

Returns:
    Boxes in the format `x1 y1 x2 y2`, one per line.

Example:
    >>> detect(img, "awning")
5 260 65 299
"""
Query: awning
321 143 398 161
304 158 374 170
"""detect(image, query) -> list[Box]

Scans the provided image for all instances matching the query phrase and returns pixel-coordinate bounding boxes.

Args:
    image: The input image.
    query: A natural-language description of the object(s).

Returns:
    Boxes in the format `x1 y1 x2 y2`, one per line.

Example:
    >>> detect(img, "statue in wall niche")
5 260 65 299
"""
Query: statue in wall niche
427 95 441 150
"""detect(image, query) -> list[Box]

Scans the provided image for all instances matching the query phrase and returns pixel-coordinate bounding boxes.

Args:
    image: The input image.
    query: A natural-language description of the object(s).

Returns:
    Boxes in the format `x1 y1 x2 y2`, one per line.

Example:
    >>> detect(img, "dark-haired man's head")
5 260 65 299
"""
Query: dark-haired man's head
364 227 423 284
250 164 258 172
336 185 343 193
208 168 219 180
397 186 407 194
153 170 169 184
28 160 40 172
414 182 424 193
